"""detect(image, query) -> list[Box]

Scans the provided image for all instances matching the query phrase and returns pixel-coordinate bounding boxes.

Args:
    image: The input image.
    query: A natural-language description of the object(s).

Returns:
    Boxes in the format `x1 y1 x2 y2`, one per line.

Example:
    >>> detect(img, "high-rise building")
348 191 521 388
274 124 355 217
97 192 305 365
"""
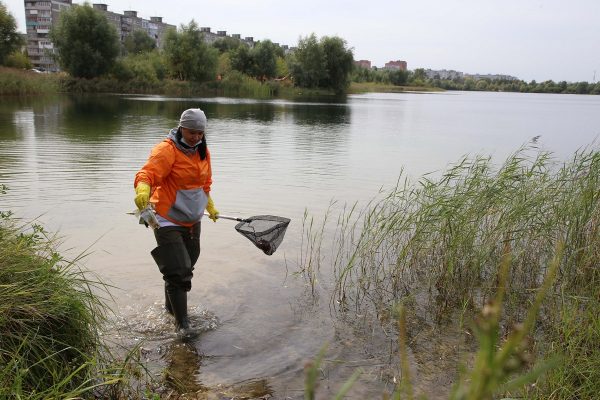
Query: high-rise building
355 60 372 69
98 7 175 49
384 60 408 71
23 1 175 72
24 0 72 72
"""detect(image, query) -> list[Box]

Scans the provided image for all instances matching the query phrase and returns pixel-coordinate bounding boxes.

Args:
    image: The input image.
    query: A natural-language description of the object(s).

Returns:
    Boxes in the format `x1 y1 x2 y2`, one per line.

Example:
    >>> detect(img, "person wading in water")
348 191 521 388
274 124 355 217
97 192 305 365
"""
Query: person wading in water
134 108 219 340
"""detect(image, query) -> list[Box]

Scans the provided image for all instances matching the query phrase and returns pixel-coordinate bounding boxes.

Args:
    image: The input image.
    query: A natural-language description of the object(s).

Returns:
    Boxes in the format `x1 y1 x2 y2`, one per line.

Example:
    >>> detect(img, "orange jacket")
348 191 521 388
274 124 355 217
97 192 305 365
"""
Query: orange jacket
135 129 212 227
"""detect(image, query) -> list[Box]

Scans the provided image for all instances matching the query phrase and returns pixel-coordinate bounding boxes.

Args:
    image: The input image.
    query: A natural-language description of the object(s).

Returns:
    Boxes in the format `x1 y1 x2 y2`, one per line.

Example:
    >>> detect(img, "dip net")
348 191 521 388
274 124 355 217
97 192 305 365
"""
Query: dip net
234 215 291 255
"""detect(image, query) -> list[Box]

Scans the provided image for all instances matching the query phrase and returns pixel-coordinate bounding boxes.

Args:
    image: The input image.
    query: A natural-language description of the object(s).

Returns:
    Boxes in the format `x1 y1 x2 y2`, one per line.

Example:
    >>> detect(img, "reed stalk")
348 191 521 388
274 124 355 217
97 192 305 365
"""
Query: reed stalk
0 211 151 398
300 144 600 398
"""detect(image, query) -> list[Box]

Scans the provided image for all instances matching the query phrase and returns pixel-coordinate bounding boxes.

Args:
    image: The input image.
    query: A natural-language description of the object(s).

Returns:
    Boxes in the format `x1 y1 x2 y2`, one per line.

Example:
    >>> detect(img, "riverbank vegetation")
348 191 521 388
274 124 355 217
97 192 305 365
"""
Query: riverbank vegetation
299 145 600 398
3 2 599 97
0 1 354 97
0 207 106 397
43 4 354 97
1 138 597 397
352 65 600 95
0 67 60 95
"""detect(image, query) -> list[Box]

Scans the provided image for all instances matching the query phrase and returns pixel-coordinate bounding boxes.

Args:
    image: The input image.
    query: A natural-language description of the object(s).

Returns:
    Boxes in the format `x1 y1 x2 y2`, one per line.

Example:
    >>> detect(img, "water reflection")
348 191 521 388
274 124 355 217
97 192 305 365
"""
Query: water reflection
3 92 600 399
220 378 273 399
58 96 127 139
118 95 351 125
290 103 350 126
161 341 274 397
163 342 204 393
204 102 278 122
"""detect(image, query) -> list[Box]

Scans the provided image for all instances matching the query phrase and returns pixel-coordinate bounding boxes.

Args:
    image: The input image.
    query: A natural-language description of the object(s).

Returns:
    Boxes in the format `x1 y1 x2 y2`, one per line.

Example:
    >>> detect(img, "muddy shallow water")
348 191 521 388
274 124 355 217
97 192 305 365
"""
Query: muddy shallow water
1 92 599 398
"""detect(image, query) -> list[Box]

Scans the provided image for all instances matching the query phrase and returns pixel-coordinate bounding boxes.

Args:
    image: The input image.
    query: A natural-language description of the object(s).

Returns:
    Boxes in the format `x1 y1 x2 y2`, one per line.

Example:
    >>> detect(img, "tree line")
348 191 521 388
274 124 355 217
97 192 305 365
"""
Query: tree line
9 3 352 94
352 66 600 95
2 2 598 96
0 2 29 69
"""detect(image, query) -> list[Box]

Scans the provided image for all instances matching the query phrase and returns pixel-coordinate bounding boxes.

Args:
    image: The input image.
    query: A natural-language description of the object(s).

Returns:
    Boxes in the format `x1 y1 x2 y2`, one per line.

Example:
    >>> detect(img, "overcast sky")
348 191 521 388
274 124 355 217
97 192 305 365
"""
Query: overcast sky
4 0 600 82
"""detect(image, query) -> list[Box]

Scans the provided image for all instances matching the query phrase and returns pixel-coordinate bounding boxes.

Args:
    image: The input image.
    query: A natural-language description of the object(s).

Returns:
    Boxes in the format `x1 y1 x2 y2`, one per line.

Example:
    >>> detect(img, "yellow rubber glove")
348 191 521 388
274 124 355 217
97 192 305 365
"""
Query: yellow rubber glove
134 182 151 211
206 196 219 222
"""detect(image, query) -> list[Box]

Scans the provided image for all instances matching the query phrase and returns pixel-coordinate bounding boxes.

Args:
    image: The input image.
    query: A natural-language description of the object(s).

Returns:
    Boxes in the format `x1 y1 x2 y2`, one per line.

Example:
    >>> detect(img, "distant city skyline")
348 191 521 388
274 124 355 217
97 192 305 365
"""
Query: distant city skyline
5 0 599 83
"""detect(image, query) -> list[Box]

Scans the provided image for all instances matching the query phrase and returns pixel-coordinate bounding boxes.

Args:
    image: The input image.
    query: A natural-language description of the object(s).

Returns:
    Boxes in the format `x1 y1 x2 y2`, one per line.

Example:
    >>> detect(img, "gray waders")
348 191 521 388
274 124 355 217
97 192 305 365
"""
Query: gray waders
151 223 201 341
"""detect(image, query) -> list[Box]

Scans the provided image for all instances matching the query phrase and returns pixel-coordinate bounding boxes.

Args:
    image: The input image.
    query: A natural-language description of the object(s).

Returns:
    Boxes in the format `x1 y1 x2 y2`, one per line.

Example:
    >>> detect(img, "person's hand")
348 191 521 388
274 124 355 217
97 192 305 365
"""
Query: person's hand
206 196 219 222
134 182 151 211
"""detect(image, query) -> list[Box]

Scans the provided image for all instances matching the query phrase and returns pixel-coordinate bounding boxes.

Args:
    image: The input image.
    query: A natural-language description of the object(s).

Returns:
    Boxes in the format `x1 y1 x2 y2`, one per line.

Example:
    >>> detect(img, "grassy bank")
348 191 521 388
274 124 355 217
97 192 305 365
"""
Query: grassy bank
0 201 157 398
300 145 600 398
0 67 61 95
0 67 443 98
0 211 111 397
0 67 339 98
348 81 444 94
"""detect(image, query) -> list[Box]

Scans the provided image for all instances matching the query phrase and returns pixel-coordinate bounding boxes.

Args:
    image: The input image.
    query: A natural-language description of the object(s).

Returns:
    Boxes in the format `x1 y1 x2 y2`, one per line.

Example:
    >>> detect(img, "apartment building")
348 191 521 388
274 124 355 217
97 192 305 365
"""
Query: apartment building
23 1 290 72
199 27 256 48
23 1 174 72
92 5 175 49
384 60 408 71
24 0 72 72
355 60 372 69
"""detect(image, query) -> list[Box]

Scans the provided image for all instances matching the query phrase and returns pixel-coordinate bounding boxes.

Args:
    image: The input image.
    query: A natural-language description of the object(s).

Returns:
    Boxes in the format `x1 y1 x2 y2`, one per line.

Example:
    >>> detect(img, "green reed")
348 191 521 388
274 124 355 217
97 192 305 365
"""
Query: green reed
0 67 60 95
0 212 144 398
331 146 599 311
300 145 600 398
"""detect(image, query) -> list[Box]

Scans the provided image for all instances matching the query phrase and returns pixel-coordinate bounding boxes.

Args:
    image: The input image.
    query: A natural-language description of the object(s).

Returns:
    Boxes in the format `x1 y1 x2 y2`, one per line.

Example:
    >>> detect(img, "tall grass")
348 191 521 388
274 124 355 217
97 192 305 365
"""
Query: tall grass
0 219 97 396
348 82 443 94
301 145 600 398
0 67 60 95
0 211 132 398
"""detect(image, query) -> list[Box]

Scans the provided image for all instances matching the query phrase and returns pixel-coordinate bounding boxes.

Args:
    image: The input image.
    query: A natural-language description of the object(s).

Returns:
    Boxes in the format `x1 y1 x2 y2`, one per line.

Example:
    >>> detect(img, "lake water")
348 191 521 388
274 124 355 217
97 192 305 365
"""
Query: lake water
1 91 599 398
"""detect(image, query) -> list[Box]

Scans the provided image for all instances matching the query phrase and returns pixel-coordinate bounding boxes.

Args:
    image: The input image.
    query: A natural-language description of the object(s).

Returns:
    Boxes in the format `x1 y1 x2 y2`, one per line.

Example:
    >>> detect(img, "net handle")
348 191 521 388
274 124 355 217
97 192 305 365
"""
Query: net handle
203 212 251 223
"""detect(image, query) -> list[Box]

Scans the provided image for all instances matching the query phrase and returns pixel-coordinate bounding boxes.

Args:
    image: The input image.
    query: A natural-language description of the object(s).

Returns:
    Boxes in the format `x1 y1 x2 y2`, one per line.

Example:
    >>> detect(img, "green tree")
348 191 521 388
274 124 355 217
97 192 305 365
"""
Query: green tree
217 52 232 77
275 56 288 78
123 29 156 55
463 77 476 90
352 66 371 83
229 44 254 75
5 49 31 69
475 79 489 91
212 36 241 54
411 68 427 82
112 51 167 83
163 20 218 82
574 81 590 94
320 36 354 94
289 34 354 93
0 3 25 66
50 4 119 78
289 33 326 88
388 69 409 86
251 40 278 79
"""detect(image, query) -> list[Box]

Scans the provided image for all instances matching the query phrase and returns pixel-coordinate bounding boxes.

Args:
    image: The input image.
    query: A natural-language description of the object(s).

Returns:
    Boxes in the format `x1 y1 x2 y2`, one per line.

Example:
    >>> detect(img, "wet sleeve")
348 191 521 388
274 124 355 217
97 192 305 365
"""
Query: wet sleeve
134 142 175 188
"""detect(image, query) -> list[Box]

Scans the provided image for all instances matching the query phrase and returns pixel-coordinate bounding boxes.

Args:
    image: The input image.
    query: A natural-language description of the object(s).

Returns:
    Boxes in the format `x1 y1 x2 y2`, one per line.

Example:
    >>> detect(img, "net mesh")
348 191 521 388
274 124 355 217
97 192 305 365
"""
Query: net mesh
234 215 291 255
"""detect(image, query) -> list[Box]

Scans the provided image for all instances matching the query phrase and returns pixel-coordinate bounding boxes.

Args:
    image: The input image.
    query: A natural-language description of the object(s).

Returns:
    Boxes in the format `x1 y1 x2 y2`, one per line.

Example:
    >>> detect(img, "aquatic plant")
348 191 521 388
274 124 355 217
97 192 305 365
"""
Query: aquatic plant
0 208 141 398
0 67 60 95
299 145 600 398
0 216 95 396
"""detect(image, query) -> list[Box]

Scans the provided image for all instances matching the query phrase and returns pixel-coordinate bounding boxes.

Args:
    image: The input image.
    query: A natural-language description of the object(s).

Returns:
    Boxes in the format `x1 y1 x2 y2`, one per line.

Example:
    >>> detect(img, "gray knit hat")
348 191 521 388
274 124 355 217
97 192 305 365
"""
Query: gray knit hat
179 108 207 132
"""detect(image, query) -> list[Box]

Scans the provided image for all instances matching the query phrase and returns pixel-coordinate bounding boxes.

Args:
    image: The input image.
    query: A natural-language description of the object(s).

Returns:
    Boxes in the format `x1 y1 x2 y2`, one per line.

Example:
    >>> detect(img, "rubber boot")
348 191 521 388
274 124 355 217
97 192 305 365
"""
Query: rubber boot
164 283 173 315
151 243 192 315
168 289 200 341
152 250 175 315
